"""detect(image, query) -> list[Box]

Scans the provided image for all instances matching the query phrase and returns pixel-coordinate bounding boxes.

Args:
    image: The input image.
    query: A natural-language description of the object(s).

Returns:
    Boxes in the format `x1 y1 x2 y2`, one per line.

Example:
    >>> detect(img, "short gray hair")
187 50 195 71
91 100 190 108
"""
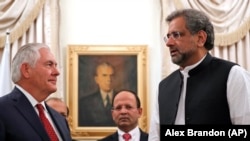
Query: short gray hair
11 43 50 83
166 9 214 50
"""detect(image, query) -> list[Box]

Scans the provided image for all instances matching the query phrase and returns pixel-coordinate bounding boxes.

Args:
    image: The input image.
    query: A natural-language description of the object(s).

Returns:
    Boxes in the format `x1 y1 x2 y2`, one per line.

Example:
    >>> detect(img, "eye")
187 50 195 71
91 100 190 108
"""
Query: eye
164 31 183 42
166 33 171 39
125 105 133 110
172 32 181 38
113 106 122 111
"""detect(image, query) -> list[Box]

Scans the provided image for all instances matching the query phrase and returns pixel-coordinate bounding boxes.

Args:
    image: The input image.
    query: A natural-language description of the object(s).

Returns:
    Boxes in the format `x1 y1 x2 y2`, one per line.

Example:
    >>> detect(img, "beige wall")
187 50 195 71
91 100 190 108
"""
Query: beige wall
60 0 162 140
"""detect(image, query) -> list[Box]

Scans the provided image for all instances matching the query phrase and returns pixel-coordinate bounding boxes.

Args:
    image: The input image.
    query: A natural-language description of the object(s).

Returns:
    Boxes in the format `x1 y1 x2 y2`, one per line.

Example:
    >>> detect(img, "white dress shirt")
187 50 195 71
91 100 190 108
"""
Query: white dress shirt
148 64 250 141
117 126 140 141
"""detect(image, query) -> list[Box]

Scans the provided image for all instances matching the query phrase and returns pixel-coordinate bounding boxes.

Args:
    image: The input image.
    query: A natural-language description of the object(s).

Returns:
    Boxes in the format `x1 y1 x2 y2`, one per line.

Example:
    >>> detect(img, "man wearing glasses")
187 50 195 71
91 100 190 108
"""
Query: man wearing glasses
149 8 250 141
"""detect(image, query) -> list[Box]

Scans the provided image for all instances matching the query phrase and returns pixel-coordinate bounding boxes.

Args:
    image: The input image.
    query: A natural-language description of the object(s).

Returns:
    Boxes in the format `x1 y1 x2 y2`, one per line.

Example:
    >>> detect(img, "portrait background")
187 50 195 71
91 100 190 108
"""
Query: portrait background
67 45 148 140
78 55 137 99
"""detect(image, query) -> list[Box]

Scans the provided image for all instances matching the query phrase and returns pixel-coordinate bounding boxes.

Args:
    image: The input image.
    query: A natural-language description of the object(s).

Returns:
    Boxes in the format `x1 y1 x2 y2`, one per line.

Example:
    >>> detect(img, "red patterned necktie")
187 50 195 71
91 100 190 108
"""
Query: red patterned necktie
36 104 59 141
122 133 131 141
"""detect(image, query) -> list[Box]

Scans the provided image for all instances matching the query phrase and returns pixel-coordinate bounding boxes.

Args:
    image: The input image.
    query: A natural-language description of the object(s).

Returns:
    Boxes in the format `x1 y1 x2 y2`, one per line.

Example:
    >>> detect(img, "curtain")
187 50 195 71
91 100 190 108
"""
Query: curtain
0 0 62 98
160 0 250 78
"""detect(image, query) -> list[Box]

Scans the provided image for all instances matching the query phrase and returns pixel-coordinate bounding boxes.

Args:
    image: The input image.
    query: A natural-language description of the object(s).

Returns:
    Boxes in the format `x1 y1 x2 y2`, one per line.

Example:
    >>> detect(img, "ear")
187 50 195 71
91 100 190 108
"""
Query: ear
197 30 207 47
111 109 115 120
137 107 143 117
20 63 31 78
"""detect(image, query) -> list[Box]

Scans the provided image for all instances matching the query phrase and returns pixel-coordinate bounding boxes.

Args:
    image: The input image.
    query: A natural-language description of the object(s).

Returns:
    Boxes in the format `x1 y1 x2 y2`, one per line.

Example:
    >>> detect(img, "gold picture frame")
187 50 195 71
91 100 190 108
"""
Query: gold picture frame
66 45 148 140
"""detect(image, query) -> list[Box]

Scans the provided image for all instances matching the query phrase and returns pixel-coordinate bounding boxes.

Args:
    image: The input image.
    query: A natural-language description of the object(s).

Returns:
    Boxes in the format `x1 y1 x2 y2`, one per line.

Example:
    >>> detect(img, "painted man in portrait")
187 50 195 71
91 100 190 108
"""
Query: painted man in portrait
78 62 116 126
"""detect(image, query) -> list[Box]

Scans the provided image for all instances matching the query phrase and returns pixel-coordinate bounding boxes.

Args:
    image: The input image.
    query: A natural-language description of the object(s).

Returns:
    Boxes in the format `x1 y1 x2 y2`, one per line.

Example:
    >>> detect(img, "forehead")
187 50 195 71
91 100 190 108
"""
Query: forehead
39 47 50 55
114 92 136 104
38 48 56 61
168 16 187 33
97 65 114 73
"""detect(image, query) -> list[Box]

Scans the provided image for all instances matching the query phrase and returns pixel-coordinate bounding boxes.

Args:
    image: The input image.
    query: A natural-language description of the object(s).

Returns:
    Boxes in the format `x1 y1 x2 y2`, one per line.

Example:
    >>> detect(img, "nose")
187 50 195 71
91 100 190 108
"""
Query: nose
165 37 176 48
163 34 176 47
53 67 60 76
120 108 129 113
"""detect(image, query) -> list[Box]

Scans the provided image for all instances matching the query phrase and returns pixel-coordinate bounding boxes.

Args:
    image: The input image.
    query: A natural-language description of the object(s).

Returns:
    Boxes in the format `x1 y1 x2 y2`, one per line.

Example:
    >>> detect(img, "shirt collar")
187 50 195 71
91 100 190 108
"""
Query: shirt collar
180 54 206 77
15 84 47 110
100 89 113 101
117 126 140 140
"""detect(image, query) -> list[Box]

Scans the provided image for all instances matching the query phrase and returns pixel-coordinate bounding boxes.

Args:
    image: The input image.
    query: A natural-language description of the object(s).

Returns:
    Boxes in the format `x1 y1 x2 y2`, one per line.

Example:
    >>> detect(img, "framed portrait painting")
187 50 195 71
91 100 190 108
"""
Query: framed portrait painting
67 45 148 140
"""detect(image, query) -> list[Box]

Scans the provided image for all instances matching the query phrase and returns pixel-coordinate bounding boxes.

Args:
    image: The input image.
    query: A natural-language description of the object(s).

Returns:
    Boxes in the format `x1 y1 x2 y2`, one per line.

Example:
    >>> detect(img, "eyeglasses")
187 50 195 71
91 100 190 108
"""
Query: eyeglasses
112 105 137 111
163 31 183 42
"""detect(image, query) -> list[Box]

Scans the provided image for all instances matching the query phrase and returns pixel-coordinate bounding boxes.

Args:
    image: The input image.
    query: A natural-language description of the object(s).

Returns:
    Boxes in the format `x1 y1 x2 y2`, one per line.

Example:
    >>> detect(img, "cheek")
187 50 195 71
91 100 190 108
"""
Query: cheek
33 68 48 76
111 111 117 118
188 37 198 47
180 39 197 51
112 113 120 121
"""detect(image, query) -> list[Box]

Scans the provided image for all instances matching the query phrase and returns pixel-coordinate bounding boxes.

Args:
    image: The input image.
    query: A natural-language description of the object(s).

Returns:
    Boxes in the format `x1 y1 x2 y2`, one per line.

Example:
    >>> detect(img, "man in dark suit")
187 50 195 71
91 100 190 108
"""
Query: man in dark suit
79 62 116 126
0 43 72 141
98 90 148 141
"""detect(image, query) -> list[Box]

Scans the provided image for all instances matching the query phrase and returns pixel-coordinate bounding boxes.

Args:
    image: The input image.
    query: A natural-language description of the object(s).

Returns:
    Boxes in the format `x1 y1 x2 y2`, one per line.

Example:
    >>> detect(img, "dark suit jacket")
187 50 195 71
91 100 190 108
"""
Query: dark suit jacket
98 128 148 141
0 87 72 141
78 90 115 126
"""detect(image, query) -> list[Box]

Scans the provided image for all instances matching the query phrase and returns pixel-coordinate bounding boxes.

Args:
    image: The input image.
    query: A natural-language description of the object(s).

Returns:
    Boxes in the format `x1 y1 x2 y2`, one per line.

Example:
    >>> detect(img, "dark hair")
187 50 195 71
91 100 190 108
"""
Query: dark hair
112 89 141 108
166 9 214 50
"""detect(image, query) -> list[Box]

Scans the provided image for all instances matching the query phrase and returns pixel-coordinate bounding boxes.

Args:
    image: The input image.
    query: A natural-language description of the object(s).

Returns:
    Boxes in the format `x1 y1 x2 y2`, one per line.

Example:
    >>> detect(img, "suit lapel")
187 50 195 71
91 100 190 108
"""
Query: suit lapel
139 129 148 141
113 132 119 140
46 104 69 141
11 88 50 140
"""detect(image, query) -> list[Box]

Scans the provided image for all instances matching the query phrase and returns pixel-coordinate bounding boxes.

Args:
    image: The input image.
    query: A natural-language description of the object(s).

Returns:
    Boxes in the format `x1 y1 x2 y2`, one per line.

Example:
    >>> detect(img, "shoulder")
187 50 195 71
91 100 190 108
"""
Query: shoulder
98 132 117 141
0 87 26 109
229 65 250 81
139 128 149 139
211 56 237 67
78 91 103 109
79 91 101 101
160 70 181 86
0 87 20 102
